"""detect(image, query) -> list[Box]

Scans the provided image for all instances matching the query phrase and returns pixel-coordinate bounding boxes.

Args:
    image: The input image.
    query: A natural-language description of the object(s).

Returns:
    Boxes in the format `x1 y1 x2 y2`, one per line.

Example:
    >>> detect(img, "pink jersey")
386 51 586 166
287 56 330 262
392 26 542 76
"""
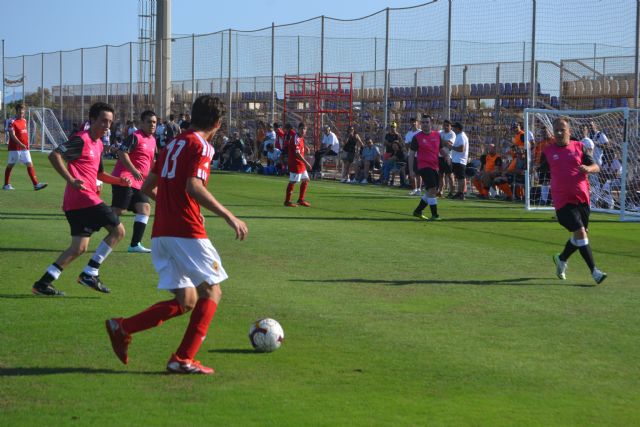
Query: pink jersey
111 129 156 189
543 140 592 209
57 131 104 211
151 130 214 239
412 130 440 170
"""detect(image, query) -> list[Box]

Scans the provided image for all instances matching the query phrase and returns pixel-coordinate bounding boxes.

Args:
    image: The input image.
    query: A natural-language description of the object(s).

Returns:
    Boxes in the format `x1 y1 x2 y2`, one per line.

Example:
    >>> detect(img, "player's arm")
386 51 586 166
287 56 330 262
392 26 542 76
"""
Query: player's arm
141 171 158 201
295 151 312 170
186 177 248 241
408 136 418 176
49 136 86 189
98 159 132 187
579 146 600 174
8 125 27 149
118 135 144 180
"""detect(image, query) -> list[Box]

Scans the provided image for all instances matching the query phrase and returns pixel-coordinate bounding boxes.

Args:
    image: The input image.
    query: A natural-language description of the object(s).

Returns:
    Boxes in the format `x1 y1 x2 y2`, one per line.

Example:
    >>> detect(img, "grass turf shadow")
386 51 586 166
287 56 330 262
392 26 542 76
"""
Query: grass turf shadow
290 277 595 287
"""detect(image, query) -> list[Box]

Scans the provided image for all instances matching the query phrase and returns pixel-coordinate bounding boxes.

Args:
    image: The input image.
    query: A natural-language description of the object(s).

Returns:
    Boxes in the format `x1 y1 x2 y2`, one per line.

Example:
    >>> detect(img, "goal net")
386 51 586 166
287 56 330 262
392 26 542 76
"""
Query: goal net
28 108 68 151
524 107 640 222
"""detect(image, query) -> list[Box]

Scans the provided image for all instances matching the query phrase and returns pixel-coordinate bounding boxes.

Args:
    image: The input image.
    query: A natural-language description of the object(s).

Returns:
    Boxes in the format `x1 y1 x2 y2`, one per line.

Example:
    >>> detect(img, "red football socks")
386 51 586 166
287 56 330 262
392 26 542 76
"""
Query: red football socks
121 299 185 334
176 298 218 360
285 182 295 203
4 167 11 186
27 166 38 185
299 181 308 201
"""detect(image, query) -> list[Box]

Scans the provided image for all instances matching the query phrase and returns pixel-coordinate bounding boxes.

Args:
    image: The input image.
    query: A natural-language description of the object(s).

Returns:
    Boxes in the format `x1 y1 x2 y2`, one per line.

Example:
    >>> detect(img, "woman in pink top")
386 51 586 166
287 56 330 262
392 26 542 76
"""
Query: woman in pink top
539 116 607 285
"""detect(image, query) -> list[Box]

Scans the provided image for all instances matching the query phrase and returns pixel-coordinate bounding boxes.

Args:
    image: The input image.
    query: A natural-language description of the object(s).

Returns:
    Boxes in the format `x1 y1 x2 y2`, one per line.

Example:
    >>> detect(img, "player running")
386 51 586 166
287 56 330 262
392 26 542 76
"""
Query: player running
539 116 607 284
111 110 158 253
105 95 248 374
32 102 131 296
3 103 47 191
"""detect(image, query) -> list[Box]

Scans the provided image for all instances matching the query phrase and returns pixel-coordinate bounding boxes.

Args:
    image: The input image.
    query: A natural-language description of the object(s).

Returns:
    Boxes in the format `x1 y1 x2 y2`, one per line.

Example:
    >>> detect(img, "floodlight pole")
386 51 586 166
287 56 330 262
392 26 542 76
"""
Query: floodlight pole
2 39 5 134
383 7 389 130
635 0 639 108
271 22 275 124
529 0 537 111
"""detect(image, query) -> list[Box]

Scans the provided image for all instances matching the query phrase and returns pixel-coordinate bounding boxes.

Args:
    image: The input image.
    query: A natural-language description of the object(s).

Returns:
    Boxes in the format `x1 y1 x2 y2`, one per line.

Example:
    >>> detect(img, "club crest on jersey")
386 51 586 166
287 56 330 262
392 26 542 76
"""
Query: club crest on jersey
212 261 219 271
552 154 559 160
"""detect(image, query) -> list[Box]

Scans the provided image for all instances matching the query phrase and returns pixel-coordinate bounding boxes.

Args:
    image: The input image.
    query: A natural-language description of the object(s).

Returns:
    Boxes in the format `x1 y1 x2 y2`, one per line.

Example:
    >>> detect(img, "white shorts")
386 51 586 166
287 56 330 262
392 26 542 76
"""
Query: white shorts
7 150 32 165
289 170 309 183
151 237 228 290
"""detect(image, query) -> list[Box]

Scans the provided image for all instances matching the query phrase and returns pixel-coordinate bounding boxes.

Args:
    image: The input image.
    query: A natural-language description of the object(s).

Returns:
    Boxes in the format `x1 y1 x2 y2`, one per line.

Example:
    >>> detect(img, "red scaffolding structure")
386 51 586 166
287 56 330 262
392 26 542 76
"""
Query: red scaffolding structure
283 74 353 150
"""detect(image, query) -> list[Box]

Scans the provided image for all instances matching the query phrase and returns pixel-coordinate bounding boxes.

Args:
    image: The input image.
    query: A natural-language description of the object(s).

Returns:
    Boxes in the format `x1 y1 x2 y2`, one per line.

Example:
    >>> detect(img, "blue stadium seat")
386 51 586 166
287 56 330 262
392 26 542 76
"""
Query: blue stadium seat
484 83 492 97
523 98 530 108
470 84 478 97
518 82 526 95
504 83 512 96
620 98 629 107
501 99 509 108
499 83 505 95
419 86 427 98
514 98 523 109
426 86 434 98
550 96 559 108
594 98 604 109
536 82 541 94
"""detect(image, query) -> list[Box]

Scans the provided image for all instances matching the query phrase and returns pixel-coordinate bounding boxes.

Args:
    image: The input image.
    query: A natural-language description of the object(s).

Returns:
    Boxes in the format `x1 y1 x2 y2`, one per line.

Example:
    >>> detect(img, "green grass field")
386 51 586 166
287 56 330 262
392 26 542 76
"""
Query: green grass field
1 151 639 426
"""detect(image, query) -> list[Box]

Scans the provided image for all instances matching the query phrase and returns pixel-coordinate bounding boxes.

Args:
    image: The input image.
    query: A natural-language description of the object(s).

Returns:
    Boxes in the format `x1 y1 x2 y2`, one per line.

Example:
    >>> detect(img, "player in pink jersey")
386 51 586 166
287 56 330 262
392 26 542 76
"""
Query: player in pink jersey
105 95 248 374
32 102 132 296
409 115 448 221
3 103 48 191
111 110 158 254
284 122 312 207
539 116 607 284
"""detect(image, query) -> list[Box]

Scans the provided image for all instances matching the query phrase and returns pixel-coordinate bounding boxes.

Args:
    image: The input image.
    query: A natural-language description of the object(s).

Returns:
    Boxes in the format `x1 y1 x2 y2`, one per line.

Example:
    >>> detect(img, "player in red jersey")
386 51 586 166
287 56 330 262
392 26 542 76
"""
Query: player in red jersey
111 110 158 253
105 95 248 374
284 122 312 207
3 103 47 191
539 116 607 284
32 102 131 296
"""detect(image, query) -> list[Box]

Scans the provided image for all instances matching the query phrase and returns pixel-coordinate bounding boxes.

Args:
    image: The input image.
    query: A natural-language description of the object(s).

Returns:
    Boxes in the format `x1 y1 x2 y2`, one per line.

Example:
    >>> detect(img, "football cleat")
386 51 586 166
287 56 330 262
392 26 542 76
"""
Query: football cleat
3 184 15 190
105 318 131 364
296 199 311 207
128 243 151 253
429 215 442 221
166 354 214 375
32 281 65 296
284 201 298 207
592 268 608 285
413 211 428 220
77 272 111 293
553 254 567 280
34 183 48 191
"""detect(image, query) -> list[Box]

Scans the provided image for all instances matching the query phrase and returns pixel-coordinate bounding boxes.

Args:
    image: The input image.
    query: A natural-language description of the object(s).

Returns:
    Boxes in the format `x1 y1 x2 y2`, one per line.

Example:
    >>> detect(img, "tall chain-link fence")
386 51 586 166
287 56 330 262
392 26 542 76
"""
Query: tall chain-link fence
2 0 638 153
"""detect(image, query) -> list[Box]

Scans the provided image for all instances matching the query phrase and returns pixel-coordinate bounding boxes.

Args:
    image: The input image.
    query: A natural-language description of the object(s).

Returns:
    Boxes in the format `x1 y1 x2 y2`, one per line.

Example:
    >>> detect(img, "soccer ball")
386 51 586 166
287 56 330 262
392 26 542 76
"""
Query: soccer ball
248 318 284 352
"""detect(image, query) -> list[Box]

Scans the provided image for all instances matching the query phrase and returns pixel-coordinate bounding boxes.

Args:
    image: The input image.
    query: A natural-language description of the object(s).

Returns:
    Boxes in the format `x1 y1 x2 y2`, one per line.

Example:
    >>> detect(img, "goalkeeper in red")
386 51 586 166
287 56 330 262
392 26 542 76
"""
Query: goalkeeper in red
105 95 248 374
539 116 607 284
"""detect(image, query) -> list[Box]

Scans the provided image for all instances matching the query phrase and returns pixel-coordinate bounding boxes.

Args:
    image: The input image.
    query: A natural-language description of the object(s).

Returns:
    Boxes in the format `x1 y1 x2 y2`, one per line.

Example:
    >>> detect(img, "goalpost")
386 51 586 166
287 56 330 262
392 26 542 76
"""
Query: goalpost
27 107 68 151
524 107 640 222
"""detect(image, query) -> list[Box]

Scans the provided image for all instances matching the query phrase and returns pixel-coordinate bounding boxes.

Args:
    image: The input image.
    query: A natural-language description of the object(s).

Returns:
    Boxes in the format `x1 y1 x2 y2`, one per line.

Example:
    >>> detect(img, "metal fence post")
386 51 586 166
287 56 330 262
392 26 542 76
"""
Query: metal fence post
105 45 109 105
41 52 45 151
445 0 452 120
219 32 224 94
21 55 25 105
228 28 232 131
271 22 275 123
320 16 325 77
129 42 133 122
59 51 63 124
530 0 537 109
374 37 377 89
635 0 639 108
383 7 389 129
1 39 5 133
80 48 84 122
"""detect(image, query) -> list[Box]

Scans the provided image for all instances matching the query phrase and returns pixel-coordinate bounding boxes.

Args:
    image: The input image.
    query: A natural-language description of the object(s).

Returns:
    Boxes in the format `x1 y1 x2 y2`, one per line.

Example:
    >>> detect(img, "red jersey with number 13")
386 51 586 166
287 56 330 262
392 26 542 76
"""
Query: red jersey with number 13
151 130 214 239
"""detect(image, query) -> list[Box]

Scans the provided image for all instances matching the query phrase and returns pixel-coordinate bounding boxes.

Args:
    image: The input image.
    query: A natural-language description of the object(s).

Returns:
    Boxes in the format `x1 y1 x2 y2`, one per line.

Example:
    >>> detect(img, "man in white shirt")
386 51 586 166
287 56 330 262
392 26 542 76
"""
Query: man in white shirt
262 123 277 158
311 125 340 177
589 121 609 167
405 118 421 195
450 122 469 200
439 119 456 197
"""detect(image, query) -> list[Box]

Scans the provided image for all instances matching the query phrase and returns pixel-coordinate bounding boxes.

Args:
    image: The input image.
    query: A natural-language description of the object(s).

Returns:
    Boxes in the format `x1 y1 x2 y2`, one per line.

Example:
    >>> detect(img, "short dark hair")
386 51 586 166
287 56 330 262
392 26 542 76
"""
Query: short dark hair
169 114 175 121
409 117 417 122
298 122 306 129
453 122 463 131
422 114 432 121
443 119 452 125
284 123 292 130
140 110 156 122
89 102 115 121
273 122 280 128
15 103 25 110
190 95 226 130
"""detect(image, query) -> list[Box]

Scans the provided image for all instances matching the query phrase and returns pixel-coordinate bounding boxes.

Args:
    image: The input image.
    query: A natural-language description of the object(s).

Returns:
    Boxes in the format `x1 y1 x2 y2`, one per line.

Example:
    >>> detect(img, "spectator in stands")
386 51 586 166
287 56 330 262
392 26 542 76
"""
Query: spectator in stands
264 143 283 175
438 119 455 197
225 132 246 171
358 138 381 184
494 148 526 201
381 122 401 185
405 117 421 195
472 143 503 199
450 122 469 200
589 121 609 166
179 113 191 131
255 120 266 159
598 147 622 209
274 122 285 151
340 126 363 183
534 127 554 205
386 141 406 186
262 123 276 157
511 121 534 149
126 120 137 136
155 118 166 149
311 125 340 178
165 114 181 144
177 113 185 127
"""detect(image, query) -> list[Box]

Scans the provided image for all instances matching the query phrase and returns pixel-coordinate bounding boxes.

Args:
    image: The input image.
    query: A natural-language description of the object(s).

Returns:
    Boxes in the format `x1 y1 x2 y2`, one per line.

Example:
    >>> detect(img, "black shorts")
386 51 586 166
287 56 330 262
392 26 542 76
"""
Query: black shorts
439 157 452 174
65 203 120 237
418 167 439 190
111 185 150 212
452 163 466 179
556 203 590 232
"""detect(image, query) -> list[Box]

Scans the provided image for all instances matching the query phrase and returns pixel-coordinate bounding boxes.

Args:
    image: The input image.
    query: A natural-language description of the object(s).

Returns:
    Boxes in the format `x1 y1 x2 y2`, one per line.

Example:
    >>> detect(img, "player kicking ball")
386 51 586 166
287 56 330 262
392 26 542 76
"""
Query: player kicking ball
539 116 607 284
284 122 312 207
106 95 248 374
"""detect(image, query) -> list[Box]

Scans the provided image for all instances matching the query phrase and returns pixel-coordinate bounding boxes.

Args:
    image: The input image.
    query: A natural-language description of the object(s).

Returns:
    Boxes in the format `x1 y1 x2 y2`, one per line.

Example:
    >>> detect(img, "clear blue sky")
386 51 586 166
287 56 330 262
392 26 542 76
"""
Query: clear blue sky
2 0 425 57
